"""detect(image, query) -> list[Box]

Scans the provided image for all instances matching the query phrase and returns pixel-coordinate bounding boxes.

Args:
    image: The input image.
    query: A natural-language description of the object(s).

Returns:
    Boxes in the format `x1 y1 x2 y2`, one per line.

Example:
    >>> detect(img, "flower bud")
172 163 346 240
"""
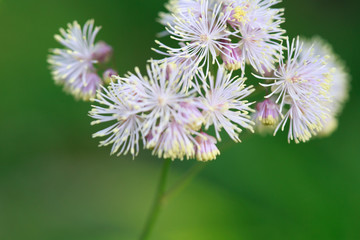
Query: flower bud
195 132 220 162
103 68 118 84
93 41 113 63
255 99 280 126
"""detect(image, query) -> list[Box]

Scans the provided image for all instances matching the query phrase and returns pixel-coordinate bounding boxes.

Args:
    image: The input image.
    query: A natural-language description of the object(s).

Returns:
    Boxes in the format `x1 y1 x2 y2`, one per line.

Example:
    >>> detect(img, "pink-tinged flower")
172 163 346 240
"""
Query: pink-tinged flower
195 132 220 162
149 121 197 160
256 37 332 143
200 67 255 142
89 80 143 158
155 0 238 75
48 19 105 100
103 68 118 84
254 99 281 126
93 41 113 63
118 61 196 140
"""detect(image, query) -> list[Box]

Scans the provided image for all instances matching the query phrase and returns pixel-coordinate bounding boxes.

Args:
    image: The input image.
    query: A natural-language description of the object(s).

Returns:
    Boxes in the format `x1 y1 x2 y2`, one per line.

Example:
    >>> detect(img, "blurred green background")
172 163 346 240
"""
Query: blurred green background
1 0 360 239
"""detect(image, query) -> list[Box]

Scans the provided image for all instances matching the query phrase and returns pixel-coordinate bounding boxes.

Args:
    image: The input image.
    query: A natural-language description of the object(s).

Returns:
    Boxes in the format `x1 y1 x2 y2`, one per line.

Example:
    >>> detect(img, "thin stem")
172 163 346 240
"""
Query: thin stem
162 162 208 203
139 158 172 240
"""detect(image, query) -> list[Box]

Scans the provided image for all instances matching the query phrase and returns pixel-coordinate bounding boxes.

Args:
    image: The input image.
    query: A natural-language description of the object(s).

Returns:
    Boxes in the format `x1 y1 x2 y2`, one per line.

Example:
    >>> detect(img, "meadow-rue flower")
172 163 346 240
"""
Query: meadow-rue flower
224 0 285 73
200 67 255 142
195 132 220 162
155 0 238 76
256 37 332 143
90 81 142 158
118 61 196 140
48 19 112 100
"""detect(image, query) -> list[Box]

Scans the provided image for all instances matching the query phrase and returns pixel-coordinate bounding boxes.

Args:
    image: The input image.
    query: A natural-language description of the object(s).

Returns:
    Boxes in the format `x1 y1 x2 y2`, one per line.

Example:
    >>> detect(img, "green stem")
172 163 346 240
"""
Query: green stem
139 158 171 240
162 162 208 203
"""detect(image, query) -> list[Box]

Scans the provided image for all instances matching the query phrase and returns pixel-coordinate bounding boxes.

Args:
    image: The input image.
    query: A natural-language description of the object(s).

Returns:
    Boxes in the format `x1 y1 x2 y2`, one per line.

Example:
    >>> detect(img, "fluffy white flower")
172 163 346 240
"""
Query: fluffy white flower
155 0 238 76
48 20 112 100
200 66 254 142
256 37 332 143
90 81 143 157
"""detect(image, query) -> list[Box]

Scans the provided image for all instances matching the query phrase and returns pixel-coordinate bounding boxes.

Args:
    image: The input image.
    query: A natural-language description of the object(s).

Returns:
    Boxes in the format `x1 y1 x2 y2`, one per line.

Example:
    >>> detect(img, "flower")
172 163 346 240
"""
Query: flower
195 132 220 162
256 37 332 143
229 0 285 73
89 81 143 158
200 66 254 142
155 0 237 76
117 61 197 140
48 19 112 100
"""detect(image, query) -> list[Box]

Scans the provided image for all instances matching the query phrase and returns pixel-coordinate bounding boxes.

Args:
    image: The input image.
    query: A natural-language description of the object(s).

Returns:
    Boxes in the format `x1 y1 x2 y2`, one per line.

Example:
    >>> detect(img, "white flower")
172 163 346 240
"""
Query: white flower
256 37 332 142
90 81 143 158
155 0 237 76
228 0 285 73
200 66 254 142
117 61 197 141
48 19 112 100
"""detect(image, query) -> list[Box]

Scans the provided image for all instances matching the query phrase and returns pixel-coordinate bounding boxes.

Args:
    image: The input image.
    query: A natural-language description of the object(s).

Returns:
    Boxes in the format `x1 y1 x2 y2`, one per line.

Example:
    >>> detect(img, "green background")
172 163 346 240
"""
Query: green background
1 0 359 239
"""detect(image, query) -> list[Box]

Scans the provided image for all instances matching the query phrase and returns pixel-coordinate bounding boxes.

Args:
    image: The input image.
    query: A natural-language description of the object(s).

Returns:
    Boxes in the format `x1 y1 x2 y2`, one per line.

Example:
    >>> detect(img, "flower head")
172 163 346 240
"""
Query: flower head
256 37 332 143
90 81 143 158
155 0 237 76
200 66 254 142
117 61 197 141
219 0 285 73
48 20 112 100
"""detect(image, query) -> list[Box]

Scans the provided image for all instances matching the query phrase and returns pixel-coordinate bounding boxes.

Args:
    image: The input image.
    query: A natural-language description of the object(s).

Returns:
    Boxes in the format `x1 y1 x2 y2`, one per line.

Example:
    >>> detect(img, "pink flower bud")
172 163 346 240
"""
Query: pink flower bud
103 68 118 84
255 99 281 126
195 132 220 162
93 41 113 63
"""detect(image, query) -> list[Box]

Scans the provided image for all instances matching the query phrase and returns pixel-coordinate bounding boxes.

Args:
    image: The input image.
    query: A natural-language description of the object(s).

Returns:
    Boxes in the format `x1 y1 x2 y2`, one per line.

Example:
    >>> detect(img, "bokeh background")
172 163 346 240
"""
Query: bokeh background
1 0 359 239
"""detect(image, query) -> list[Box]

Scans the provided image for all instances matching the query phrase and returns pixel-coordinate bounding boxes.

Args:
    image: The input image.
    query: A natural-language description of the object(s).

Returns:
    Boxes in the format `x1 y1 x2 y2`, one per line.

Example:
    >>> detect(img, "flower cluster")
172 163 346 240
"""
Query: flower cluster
90 61 253 161
48 0 350 161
